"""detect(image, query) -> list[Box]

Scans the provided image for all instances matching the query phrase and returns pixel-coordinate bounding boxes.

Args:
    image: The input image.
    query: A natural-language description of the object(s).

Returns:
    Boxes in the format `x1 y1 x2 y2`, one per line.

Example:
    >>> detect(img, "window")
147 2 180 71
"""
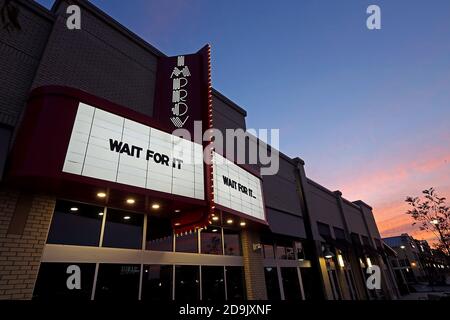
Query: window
317 222 332 239
95 264 140 300
201 227 223 255
264 267 281 300
263 244 275 259
333 227 346 240
361 236 371 247
33 263 95 300
276 245 295 260
46 200 103 246
225 267 245 300
223 229 241 256
141 265 173 301
300 268 315 300
201 266 225 301
281 267 302 300
276 246 287 259
146 216 173 251
175 231 198 253
102 209 143 249
175 265 200 300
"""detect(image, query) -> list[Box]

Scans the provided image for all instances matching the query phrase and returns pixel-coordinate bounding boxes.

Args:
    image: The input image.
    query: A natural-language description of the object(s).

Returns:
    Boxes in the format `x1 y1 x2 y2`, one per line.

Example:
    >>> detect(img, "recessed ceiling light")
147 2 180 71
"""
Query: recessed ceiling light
126 198 135 204
212 216 219 221
70 207 79 212
98 212 104 216
174 209 181 213
123 216 131 220
151 203 160 209
240 222 246 227
226 219 233 224
97 192 106 198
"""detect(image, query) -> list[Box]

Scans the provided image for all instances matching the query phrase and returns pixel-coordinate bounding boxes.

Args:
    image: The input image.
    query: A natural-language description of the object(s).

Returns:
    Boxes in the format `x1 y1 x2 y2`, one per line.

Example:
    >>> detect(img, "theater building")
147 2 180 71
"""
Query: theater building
0 0 399 300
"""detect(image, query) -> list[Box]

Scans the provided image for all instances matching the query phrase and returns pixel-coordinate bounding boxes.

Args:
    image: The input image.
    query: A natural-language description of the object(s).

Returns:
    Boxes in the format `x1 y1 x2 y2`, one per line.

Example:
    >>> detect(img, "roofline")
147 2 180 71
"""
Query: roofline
16 0 55 21
51 0 165 57
212 89 247 117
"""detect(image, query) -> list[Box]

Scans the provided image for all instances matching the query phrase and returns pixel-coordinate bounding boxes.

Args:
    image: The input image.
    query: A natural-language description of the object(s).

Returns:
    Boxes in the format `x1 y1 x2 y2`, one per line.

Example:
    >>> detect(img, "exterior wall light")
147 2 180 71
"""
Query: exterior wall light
123 216 131 220
97 192 106 198
226 219 233 224
239 222 246 227
70 207 78 212
337 254 345 268
126 198 135 204
400 245 406 249
323 246 334 259
212 216 219 221
366 257 373 268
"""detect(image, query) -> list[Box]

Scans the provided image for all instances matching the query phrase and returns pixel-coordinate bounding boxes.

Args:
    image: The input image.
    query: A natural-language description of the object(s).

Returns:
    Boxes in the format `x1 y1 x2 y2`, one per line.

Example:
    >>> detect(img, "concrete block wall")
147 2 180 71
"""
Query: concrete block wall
241 228 267 300
0 189 55 299
0 0 53 127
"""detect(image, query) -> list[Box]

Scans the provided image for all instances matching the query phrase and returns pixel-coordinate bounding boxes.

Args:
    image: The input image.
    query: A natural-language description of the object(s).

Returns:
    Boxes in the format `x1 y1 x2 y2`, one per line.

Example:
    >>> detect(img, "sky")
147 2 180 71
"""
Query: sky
36 0 450 244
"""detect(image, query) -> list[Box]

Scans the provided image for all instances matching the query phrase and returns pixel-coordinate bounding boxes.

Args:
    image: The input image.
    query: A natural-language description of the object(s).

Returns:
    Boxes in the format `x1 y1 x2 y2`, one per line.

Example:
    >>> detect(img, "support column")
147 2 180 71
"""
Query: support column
0 188 55 300
241 228 267 300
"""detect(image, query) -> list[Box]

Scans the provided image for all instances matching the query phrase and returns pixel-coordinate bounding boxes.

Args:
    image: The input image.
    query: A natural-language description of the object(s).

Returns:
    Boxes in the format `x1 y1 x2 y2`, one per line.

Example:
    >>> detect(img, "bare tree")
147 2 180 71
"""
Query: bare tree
406 187 450 255
0 0 21 32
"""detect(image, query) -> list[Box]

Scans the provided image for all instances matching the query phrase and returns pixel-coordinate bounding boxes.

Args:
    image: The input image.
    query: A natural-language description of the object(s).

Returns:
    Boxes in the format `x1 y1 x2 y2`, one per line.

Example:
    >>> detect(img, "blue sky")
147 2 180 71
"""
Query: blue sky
36 0 450 240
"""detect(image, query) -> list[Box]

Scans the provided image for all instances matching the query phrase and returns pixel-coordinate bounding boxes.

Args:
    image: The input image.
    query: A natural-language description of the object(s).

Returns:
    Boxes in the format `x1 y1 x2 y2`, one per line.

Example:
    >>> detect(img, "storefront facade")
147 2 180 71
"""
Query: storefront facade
0 0 399 300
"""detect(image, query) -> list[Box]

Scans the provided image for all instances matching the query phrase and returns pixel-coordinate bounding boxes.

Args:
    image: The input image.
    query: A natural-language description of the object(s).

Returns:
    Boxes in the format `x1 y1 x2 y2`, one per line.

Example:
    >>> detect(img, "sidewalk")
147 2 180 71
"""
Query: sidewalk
400 283 450 300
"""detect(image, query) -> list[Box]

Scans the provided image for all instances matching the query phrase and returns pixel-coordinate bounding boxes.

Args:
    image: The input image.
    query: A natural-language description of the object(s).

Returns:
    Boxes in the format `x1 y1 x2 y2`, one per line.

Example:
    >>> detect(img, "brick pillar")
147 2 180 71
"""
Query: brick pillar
0 188 55 300
241 228 267 300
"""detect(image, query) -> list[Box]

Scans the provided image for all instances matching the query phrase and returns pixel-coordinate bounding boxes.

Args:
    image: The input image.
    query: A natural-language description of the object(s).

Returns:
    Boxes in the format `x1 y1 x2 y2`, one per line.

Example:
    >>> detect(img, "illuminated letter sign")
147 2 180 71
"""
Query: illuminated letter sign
154 46 210 136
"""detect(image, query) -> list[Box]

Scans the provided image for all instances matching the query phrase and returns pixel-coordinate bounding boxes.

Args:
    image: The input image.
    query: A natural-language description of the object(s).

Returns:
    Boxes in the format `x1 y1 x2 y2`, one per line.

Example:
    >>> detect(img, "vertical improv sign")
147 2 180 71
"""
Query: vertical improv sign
153 46 210 137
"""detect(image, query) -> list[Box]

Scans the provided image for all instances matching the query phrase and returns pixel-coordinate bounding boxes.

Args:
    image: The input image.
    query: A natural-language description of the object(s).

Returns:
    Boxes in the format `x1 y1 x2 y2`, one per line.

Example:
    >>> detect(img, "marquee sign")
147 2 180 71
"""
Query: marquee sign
212 152 265 222
63 102 205 200
153 46 210 136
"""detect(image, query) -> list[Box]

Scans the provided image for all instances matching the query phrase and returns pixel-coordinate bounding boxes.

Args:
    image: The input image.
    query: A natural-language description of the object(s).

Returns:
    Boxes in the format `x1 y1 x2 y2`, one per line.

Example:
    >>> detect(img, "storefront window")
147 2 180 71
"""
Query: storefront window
281 267 302 300
141 265 173 300
201 266 225 300
175 265 200 300
95 264 141 300
201 227 223 255
102 209 143 249
300 267 315 300
225 266 246 300
146 216 173 251
175 231 198 253
264 267 281 300
223 229 241 256
263 244 275 259
33 263 95 300
46 200 103 246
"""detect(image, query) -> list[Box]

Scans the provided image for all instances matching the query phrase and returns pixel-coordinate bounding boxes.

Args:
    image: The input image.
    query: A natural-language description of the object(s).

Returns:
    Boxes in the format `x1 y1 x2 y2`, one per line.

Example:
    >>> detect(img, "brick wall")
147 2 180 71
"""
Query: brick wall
0 0 53 127
241 228 267 300
0 188 55 300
